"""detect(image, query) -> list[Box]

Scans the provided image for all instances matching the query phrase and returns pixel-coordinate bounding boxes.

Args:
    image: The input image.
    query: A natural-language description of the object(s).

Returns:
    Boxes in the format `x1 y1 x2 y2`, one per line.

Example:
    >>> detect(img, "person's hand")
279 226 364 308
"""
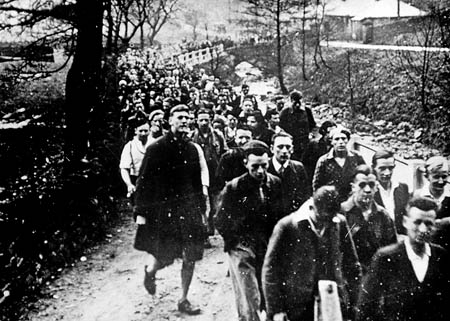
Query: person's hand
126 184 136 198
273 312 289 321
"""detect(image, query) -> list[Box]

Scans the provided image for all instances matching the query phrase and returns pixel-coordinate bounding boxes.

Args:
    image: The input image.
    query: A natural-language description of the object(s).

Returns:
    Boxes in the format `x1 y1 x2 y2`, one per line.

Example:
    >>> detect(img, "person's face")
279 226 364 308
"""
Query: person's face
242 86 249 95
169 111 189 134
324 126 337 144
213 121 224 133
200 90 208 99
214 78 221 85
227 115 237 128
276 100 284 110
164 88 172 96
403 206 436 245
272 136 293 164
331 132 349 153
188 112 196 128
373 157 395 186
197 113 211 130
150 114 164 133
427 168 448 195
246 116 258 131
242 101 254 114
190 91 198 100
135 123 150 141
352 173 378 206
245 153 269 182
269 114 280 127
218 96 227 105
162 101 171 110
235 129 252 147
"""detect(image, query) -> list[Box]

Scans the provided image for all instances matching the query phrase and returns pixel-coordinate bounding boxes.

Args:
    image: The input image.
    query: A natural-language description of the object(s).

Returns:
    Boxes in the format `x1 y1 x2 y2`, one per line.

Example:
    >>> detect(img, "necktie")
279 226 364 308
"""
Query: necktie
259 185 265 204
278 166 285 177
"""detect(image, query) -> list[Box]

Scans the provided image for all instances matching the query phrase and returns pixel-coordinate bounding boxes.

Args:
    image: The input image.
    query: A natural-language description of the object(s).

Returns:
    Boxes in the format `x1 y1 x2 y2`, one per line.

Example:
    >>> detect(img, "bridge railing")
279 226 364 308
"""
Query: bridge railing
171 44 224 66
350 135 425 192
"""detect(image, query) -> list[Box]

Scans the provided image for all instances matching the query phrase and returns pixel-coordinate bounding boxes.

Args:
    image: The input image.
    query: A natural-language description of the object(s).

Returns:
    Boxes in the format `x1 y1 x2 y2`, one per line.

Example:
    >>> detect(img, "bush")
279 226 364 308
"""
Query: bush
0 71 123 319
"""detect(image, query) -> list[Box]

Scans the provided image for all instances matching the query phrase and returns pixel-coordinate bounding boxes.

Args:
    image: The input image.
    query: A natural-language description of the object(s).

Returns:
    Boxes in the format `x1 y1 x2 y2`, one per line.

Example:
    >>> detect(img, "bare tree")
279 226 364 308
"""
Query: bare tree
0 0 104 163
146 0 179 45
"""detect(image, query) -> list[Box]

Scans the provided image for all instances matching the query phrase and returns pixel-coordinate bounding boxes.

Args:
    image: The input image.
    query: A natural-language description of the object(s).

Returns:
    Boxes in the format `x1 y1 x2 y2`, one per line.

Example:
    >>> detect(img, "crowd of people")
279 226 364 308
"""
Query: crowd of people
117 47 450 321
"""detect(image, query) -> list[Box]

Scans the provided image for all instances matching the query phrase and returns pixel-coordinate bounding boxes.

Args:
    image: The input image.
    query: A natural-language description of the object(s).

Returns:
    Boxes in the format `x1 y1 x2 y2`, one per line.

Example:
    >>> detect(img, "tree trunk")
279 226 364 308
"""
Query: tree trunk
276 0 288 94
64 0 103 165
140 23 145 49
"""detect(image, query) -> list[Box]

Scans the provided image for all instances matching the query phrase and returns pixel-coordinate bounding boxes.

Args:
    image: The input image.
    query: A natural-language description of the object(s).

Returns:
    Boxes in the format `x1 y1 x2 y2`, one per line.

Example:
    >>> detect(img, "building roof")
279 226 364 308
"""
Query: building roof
324 0 427 19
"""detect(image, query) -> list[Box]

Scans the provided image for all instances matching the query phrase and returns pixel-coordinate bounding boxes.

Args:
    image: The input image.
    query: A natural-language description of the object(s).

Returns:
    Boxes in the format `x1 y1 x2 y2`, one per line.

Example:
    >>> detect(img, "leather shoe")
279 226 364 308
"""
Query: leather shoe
177 299 201 315
143 265 156 295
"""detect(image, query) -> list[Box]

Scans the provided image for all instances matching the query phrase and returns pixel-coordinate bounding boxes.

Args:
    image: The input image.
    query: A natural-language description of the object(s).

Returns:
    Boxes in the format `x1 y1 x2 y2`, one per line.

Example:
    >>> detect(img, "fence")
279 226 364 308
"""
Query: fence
350 135 425 192
172 44 224 66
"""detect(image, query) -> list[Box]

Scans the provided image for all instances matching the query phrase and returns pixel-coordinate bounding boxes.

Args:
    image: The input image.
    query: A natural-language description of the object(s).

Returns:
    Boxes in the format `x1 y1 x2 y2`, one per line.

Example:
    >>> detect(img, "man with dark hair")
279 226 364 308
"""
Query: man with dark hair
268 132 311 213
237 97 256 124
133 105 209 315
357 196 450 321
215 140 284 321
215 125 253 191
232 83 258 110
372 149 410 235
341 165 397 271
313 126 366 202
263 186 361 321
302 120 336 184
215 93 234 115
279 90 316 160
265 109 283 134
191 108 228 237
246 111 275 147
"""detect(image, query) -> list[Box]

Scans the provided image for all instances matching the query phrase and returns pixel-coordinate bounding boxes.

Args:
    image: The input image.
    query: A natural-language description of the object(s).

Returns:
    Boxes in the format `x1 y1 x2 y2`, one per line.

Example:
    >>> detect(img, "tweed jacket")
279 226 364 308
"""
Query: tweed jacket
357 241 450 321
215 172 284 253
313 149 366 202
262 200 362 321
341 197 397 271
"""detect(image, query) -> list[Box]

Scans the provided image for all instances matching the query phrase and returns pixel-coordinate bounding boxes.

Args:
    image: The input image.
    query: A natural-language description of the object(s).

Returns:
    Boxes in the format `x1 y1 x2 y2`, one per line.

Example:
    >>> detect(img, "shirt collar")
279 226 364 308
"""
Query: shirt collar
418 182 450 199
325 148 356 160
377 180 401 192
405 238 431 260
272 157 289 172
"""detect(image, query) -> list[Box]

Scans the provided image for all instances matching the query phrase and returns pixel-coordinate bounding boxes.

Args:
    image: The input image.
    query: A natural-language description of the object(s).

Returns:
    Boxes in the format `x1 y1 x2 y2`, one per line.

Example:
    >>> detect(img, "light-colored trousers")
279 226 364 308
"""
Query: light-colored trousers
229 243 263 321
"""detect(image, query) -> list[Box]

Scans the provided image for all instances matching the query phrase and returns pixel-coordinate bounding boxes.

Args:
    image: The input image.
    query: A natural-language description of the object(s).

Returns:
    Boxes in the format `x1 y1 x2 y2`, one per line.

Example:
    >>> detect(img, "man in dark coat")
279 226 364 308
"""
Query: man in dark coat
357 196 450 321
133 105 208 315
341 165 397 272
279 90 316 160
215 140 284 321
215 125 253 191
263 186 361 321
268 132 311 214
372 149 410 235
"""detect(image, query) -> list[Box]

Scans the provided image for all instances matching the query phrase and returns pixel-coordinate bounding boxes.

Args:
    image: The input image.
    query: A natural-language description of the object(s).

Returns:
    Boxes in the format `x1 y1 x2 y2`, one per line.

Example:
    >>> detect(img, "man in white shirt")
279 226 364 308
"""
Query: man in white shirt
357 196 450 321
267 132 311 213
372 149 410 235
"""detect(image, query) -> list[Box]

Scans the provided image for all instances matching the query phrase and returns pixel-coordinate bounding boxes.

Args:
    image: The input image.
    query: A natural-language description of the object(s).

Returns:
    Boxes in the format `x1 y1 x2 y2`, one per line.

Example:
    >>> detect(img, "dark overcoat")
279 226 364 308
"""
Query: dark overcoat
262 205 361 321
268 159 311 214
133 131 205 263
357 241 450 321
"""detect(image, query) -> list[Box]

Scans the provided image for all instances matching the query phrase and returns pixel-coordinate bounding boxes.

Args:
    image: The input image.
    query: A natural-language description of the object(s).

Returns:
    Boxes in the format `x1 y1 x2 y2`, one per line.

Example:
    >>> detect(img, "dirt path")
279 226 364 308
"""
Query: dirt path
23 208 237 321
